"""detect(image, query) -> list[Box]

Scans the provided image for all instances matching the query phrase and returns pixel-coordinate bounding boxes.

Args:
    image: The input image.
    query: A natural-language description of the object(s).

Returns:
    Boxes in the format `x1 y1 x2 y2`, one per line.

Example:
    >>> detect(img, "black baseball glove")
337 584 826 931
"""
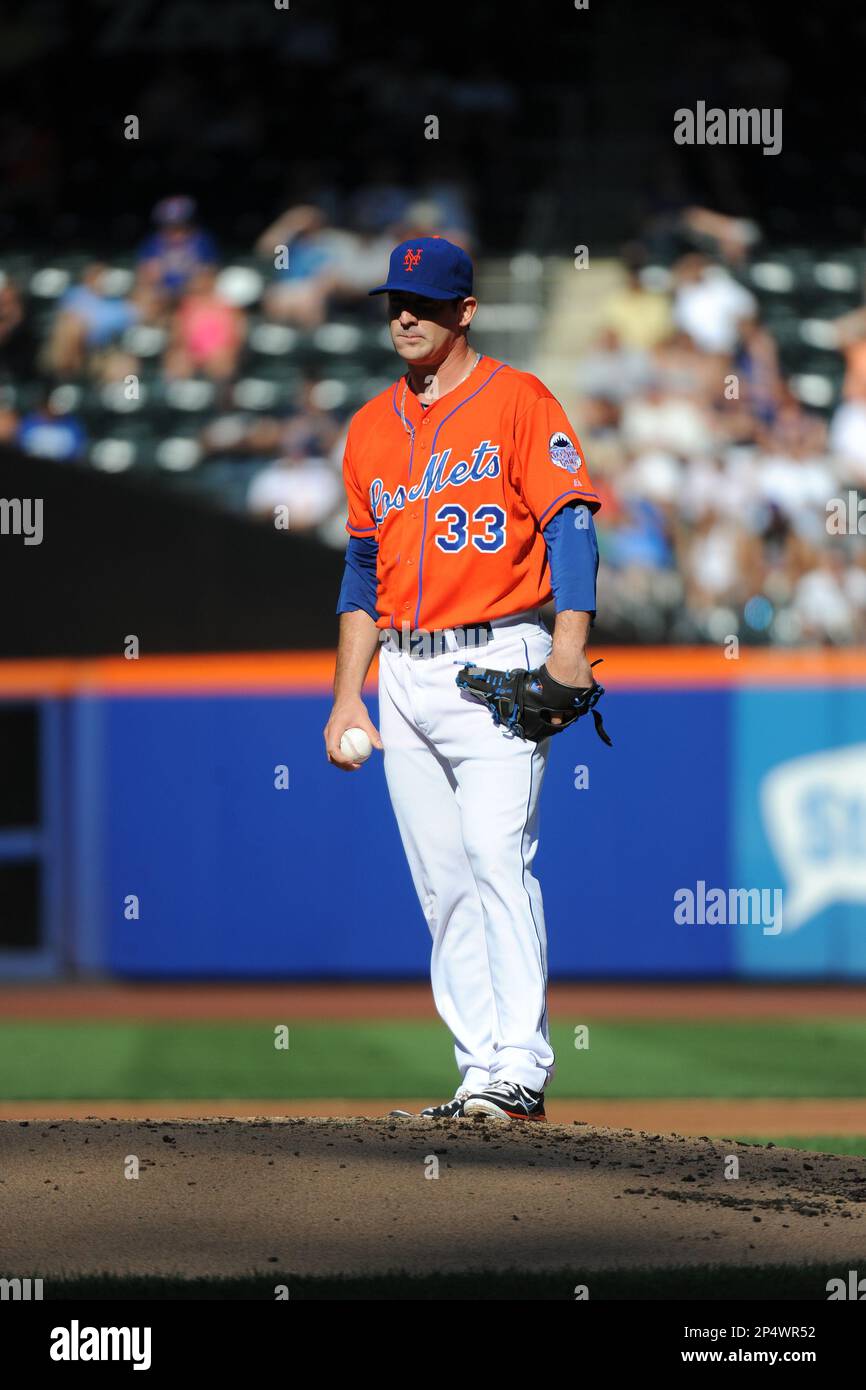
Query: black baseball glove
455 658 612 746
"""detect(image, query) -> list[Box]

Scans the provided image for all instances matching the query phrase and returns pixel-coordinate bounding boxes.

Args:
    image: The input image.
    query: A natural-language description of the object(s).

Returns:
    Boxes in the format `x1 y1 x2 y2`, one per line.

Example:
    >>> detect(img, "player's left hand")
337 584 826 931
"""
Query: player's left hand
455 659 612 746
544 651 594 724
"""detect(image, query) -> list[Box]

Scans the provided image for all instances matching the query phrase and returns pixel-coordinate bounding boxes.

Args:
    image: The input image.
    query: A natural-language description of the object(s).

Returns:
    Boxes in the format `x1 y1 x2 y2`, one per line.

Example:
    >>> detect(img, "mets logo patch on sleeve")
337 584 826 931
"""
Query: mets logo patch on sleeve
548 431 582 473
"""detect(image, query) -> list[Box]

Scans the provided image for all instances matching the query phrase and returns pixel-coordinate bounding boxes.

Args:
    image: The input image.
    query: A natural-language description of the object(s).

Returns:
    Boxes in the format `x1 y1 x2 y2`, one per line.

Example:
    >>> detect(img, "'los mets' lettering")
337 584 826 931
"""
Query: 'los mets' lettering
370 442 501 525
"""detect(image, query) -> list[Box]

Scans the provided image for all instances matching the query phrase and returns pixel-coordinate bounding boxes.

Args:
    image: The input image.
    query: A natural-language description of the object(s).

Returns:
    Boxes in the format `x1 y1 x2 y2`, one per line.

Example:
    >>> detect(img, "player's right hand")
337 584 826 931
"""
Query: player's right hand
324 698 383 771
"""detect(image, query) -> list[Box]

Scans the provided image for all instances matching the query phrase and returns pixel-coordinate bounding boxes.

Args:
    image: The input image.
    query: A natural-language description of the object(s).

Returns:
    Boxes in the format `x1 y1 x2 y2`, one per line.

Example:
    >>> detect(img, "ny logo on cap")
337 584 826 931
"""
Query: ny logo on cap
403 248 423 271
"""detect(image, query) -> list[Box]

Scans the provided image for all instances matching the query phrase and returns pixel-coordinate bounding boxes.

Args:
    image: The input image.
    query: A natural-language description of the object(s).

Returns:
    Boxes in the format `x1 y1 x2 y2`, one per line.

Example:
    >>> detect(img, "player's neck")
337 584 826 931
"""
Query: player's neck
406 339 478 403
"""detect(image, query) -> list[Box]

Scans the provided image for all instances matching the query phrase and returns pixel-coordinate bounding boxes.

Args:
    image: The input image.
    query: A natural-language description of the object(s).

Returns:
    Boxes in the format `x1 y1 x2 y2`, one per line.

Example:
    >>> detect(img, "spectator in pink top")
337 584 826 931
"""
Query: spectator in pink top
164 268 246 384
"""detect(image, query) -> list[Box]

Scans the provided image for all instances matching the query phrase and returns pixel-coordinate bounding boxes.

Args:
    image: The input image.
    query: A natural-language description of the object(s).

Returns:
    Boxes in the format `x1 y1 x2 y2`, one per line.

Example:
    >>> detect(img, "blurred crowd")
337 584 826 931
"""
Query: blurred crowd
2 193 866 645
0 176 473 383
0 181 471 531
575 228 866 646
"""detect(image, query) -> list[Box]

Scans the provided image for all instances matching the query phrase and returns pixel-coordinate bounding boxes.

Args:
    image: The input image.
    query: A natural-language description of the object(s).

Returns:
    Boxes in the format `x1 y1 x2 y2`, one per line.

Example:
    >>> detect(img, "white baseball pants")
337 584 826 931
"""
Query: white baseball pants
378 608 555 1094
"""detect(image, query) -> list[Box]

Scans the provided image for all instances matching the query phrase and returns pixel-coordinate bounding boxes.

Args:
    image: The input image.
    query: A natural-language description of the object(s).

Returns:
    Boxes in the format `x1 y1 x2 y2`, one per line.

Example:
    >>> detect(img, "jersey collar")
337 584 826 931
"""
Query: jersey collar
398 354 495 429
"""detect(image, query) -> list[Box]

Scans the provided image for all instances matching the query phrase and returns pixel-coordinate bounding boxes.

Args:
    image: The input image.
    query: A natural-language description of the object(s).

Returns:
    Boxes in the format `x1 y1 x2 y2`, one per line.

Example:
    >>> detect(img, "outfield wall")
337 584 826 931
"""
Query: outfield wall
1 650 865 979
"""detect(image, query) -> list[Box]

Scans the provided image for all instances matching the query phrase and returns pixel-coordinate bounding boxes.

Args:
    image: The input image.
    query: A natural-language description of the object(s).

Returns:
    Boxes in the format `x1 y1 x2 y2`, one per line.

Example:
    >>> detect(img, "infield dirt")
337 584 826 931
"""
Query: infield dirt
3 1117 865 1286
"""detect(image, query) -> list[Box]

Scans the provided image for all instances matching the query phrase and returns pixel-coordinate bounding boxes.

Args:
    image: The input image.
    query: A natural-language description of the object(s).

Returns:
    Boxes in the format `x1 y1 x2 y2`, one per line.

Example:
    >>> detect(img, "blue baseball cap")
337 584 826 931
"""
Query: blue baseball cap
368 236 473 300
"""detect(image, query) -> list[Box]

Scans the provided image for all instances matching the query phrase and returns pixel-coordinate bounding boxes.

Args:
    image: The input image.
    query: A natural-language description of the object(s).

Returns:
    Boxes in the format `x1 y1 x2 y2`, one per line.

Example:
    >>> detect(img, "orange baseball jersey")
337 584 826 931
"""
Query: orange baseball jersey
342 356 600 631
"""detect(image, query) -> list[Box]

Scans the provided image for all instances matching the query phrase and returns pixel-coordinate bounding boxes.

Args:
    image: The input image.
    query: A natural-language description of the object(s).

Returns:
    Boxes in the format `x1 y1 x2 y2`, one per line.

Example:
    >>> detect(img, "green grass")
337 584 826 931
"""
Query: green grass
734 1135 866 1157
31 1262 856 1300
1 1019 865 1100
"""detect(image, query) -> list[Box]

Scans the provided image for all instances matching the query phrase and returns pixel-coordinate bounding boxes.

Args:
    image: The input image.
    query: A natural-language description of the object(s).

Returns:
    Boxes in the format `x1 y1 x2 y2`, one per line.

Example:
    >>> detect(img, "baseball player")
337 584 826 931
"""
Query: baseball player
324 236 609 1122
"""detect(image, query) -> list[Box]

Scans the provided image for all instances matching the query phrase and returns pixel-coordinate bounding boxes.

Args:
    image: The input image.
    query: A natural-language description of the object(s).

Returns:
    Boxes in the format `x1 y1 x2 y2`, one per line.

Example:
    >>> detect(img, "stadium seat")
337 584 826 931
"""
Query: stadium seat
123 324 168 358
99 267 136 298
232 377 283 411
309 378 351 410
813 261 860 294
97 381 150 415
47 383 84 414
247 320 300 357
798 318 841 351
90 438 138 473
29 267 73 300
312 322 364 354
215 265 264 308
155 436 203 472
232 358 302 407
788 373 839 409
87 415 161 472
163 379 217 413
748 261 795 294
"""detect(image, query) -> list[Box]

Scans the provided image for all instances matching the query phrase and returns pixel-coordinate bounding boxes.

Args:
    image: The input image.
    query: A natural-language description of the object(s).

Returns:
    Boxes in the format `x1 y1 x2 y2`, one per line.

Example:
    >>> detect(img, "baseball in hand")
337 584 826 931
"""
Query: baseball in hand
340 727 373 763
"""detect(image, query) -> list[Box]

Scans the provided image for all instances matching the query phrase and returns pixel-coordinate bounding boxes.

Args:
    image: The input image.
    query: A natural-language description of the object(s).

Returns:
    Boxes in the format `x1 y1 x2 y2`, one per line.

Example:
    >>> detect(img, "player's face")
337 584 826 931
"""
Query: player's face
387 292 470 366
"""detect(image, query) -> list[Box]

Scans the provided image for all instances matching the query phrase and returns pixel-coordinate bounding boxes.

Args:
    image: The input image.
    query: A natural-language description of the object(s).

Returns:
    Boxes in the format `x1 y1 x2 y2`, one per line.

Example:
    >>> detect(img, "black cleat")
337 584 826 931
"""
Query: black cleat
420 1089 471 1119
463 1081 546 1122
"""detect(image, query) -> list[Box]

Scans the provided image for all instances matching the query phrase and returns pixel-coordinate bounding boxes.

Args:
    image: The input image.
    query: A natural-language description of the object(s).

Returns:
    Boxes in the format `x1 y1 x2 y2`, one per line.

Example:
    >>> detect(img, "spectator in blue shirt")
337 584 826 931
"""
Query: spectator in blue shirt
137 195 218 297
45 264 139 378
17 391 87 461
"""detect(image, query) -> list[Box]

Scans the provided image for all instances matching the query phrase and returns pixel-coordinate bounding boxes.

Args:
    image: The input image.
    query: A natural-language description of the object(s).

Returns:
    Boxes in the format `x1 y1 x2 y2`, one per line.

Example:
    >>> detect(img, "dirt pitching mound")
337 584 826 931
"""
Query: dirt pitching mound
2 1117 865 1282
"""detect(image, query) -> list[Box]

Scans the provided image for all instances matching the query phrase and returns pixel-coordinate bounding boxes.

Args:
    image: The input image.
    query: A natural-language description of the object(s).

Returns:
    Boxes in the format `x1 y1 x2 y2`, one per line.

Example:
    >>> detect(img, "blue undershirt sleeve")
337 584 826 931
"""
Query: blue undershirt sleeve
336 534 379 622
542 502 599 616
